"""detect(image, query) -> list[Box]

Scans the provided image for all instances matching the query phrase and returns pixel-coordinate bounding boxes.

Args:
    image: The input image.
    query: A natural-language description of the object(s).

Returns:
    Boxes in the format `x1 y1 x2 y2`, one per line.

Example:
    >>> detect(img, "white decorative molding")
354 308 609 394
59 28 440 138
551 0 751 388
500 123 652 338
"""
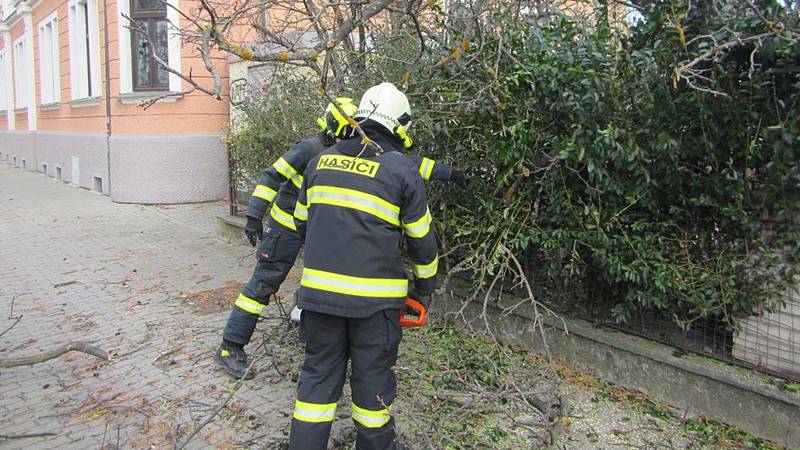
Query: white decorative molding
166 0 181 92
12 35 29 114
68 0 101 100
0 28 14 129
37 10 60 105
117 0 131 94
23 8 36 129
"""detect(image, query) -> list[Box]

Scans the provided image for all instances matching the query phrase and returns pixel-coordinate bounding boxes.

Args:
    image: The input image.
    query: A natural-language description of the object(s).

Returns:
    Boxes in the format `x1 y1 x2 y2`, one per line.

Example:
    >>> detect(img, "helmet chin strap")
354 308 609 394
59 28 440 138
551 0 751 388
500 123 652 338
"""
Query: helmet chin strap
316 116 328 132
395 126 413 149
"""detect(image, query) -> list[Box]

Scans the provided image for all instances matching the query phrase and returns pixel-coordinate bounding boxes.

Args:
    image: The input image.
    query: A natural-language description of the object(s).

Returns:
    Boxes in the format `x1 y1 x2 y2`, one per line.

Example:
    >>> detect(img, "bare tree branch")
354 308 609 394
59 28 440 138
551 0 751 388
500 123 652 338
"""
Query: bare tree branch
0 342 109 368
0 315 22 339
0 432 58 440
216 0 399 62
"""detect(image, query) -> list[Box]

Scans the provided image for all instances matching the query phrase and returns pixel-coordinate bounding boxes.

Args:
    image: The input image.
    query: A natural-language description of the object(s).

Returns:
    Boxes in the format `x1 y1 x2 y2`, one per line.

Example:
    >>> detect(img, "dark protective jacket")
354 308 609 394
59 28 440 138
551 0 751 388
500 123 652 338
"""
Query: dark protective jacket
246 136 453 234
293 127 439 319
246 134 332 231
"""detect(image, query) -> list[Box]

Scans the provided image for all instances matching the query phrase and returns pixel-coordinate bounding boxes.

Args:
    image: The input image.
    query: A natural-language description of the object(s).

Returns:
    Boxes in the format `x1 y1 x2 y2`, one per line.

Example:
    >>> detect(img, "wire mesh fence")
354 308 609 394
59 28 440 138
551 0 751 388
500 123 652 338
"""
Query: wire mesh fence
227 158 249 218
586 290 800 383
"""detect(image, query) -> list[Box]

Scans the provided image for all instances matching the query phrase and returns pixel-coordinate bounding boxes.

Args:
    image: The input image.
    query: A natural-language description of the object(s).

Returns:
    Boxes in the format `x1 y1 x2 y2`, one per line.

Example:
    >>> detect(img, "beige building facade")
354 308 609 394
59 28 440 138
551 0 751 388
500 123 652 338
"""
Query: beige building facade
0 0 230 203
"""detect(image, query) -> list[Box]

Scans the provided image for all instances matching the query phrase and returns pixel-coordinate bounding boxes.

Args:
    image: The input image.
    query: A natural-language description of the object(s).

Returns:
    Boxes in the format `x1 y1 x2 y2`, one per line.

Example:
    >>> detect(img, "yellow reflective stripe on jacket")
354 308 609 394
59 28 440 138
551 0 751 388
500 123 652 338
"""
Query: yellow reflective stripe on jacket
402 207 432 238
273 157 303 189
301 268 408 298
412 255 438 279
293 400 337 423
252 184 277 202
352 403 391 428
419 157 435 181
294 201 309 221
234 293 266 315
307 185 401 226
270 204 297 231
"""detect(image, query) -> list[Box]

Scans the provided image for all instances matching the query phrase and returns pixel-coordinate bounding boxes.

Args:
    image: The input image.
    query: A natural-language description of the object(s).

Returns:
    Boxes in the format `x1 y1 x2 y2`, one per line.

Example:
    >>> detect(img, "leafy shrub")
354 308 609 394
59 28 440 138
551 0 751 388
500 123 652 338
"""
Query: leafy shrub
228 0 800 329
411 1 800 328
227 71 321 188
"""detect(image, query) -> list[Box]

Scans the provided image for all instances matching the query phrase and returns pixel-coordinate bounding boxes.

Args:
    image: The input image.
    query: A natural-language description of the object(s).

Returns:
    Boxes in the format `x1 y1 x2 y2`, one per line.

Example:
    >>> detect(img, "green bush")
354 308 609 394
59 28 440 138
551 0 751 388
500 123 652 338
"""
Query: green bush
227 72 321 188
228 0 800 329
410 1 800 328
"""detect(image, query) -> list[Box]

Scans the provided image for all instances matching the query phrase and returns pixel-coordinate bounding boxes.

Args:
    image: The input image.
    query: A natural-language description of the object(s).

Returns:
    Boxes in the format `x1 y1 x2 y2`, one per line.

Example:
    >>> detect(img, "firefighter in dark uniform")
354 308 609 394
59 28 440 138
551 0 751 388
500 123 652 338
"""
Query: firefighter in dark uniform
215 98 465 380
215 98 358 379
289 82 438 449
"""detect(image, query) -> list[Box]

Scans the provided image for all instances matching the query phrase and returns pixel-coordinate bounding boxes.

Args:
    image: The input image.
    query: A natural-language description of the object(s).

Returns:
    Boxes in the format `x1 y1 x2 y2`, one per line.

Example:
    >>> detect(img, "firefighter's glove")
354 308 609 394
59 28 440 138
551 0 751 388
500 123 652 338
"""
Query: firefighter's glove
244 217 263 247
416 295 432 311
450 169 468 189
409 289 432 310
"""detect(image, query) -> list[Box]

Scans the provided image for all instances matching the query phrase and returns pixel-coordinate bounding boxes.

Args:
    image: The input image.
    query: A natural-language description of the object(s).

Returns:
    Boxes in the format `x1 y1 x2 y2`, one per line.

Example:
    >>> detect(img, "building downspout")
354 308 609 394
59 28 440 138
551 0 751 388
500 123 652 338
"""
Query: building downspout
102 0 112 195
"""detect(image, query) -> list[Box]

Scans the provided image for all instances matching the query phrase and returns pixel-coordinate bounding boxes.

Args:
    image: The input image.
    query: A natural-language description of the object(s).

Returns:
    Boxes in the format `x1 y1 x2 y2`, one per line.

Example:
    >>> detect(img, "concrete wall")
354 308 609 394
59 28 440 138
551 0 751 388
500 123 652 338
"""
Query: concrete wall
109 133 228 204
0 131 36 170
36 131 109 191
0 130 228 202
0 131 109 192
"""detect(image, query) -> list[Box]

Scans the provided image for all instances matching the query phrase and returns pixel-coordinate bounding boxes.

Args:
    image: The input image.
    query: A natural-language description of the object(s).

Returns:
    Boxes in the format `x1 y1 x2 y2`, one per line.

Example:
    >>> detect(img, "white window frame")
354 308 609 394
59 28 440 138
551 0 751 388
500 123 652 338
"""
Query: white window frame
0 50 7 111
1 0 14 21
1 30 16 130
68 0 101 100
13 35 29 109
118 0 181 95
38 12 61 105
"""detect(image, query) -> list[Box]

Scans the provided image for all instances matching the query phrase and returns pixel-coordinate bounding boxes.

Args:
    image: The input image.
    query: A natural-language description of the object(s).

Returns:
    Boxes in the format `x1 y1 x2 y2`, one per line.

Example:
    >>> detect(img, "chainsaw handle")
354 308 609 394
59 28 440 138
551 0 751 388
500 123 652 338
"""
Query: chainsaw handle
400 298 427 328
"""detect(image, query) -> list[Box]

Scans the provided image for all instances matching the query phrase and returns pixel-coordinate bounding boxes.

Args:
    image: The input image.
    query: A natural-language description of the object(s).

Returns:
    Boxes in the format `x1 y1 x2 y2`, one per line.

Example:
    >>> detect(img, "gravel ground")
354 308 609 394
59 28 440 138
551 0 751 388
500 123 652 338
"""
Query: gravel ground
562 382 694 449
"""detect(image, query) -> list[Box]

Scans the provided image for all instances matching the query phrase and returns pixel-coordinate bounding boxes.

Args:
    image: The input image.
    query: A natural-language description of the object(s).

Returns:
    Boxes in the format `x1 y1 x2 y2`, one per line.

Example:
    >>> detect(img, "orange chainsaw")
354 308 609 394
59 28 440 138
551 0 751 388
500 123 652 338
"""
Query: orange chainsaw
400 298 427 328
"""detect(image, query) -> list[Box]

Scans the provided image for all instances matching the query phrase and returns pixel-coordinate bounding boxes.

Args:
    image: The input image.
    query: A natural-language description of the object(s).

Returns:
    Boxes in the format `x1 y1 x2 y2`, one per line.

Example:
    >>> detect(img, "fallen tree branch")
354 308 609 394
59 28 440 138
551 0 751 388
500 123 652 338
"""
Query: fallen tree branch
0 432 58 439
0 315 22 339
153 345 185 364
0 342 110 368
9 295 17 318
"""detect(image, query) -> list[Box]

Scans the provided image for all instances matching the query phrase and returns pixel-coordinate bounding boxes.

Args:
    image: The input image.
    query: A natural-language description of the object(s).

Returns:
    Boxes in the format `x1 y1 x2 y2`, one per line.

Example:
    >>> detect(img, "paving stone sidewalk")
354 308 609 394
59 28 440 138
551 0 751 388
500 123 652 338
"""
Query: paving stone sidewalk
0 166 299 449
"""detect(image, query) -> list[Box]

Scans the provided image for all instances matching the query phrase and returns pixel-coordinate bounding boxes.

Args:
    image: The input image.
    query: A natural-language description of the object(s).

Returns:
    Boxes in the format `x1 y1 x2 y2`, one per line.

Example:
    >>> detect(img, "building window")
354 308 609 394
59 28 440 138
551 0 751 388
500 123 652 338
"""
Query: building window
39 13 61 105
118 0 179 95
0 50 6 111
131 0 168 91
68 0 100 99
13 37 28 109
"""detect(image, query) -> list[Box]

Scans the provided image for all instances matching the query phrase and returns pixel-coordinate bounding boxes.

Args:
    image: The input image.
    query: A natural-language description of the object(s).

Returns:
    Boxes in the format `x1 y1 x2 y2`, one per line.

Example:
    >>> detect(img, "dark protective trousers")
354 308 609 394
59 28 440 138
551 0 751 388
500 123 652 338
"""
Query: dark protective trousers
222 218 303 345
289 309 403 450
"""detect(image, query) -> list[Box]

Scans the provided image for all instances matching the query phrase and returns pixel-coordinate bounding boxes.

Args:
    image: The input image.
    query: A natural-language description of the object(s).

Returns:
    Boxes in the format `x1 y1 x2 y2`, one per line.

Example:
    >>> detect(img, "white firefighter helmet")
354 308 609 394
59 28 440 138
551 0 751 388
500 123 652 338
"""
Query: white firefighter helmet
355 82 412 137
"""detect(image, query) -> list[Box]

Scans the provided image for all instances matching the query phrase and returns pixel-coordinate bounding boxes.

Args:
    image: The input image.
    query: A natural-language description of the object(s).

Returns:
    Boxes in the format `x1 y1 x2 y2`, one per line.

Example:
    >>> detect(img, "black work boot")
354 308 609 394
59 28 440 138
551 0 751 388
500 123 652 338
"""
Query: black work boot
214 340 255 380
